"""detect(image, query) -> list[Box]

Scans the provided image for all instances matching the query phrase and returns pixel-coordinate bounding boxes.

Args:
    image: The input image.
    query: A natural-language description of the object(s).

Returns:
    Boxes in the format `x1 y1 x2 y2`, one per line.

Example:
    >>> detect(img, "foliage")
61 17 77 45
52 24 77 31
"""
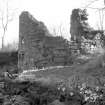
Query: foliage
0 76 105 105
0 51 18 75
70 8 92 53
70 8 89 41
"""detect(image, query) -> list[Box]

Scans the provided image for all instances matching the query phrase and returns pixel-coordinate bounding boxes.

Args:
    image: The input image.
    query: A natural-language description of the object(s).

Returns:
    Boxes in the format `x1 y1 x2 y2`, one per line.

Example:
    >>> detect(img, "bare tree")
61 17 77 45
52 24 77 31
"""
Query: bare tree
0 0 15 49
84 0 105 30
51 24 65 37
52 27 59 36
98 9 104 30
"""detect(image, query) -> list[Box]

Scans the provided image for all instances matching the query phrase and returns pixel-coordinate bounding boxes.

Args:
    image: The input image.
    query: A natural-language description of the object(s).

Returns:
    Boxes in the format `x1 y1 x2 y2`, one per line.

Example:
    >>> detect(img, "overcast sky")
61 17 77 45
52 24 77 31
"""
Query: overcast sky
0 0 104 46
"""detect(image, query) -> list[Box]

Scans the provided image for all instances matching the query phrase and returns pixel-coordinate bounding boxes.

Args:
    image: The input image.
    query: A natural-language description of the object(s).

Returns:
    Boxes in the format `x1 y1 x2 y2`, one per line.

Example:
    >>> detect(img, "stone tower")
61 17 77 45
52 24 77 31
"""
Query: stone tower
18 11 71 71
18 11 50 70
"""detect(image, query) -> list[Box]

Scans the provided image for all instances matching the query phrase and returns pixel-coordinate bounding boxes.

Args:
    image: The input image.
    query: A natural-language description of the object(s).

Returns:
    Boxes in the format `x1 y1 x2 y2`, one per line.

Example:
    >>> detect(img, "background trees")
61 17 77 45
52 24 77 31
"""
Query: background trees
0 0 16 49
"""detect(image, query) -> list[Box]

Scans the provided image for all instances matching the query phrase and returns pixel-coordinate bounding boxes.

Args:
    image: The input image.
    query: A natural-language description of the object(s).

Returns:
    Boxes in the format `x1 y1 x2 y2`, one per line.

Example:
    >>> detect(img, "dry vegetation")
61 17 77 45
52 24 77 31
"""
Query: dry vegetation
0 47 105 105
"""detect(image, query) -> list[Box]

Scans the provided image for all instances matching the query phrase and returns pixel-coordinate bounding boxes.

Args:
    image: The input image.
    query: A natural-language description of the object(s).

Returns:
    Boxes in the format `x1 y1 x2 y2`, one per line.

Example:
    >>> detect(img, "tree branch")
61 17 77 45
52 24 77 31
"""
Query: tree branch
84 0 100 9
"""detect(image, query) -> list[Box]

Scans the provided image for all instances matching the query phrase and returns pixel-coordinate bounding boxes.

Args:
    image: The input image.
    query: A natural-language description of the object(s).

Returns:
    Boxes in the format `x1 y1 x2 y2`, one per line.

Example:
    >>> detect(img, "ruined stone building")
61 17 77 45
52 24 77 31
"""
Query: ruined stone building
70 8 104 53
18 11 72 70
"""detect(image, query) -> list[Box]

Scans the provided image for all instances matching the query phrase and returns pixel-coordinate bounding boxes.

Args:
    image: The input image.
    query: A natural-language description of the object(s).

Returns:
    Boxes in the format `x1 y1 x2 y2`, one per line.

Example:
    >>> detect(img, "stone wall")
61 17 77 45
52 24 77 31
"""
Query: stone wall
18 11 72 70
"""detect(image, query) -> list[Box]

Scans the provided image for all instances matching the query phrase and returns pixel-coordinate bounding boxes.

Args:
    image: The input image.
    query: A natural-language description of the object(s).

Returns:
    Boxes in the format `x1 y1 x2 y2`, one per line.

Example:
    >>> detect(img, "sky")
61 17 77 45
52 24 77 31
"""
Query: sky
0 0 104 47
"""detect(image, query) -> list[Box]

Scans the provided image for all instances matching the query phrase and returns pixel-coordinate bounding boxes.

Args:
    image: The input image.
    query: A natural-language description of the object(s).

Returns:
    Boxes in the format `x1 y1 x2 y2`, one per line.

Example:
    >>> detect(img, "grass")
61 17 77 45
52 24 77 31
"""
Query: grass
18 53 105 89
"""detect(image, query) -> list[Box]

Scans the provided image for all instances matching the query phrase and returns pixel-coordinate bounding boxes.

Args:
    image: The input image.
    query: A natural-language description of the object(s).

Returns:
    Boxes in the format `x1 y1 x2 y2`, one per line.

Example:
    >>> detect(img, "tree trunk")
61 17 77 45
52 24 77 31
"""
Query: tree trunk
2 37 4 49
1 32 5 49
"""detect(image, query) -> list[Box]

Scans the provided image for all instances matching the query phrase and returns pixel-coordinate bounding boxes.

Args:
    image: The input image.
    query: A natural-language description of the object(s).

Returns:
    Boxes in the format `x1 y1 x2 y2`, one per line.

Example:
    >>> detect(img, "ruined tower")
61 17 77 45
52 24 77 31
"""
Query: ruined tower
18 11 71 71
18 11 50 70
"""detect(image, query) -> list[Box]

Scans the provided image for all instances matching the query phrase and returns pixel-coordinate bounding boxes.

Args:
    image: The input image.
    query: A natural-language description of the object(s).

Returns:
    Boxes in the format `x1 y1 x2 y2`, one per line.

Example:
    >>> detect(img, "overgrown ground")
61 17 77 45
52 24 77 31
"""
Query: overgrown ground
0 52 105 105
19 52 105 88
